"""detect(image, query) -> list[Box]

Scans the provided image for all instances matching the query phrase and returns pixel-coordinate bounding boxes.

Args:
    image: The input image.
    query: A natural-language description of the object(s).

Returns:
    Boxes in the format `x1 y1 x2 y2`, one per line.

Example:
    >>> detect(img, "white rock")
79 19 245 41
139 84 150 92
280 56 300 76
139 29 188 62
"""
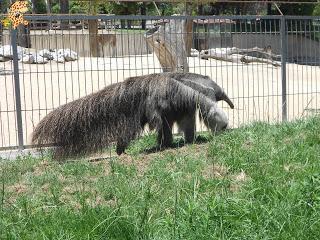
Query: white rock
0 45 25 60
52 52 65 63
34 54 48 64
0 56 11 62
57 48 78 61
38 49 54 60
190 48 199 57
21 53 35 64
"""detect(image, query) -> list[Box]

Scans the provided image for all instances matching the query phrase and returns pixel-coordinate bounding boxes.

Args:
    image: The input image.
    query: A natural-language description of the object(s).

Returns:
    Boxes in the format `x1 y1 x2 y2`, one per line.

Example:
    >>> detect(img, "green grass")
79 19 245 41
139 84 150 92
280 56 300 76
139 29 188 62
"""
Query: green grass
1 116 320 239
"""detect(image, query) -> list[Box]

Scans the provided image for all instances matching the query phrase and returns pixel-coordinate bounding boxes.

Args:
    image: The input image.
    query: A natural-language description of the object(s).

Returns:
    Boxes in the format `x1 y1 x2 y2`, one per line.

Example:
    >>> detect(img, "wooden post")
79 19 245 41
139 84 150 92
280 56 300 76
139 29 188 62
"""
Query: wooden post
185 2 193 57
89 19 100 57
17 24 31 48
145 19 189 73
185 19 193 57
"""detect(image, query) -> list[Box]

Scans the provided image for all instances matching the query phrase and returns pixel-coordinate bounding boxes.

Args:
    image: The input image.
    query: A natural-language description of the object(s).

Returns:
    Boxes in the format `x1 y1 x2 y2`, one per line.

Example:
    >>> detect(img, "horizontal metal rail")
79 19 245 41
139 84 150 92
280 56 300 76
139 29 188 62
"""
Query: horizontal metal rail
0 15 319 153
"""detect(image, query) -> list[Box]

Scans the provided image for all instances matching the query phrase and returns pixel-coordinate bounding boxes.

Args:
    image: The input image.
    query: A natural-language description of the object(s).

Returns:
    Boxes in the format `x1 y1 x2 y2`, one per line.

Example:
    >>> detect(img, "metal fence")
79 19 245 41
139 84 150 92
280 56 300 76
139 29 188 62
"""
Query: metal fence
0 15 319 151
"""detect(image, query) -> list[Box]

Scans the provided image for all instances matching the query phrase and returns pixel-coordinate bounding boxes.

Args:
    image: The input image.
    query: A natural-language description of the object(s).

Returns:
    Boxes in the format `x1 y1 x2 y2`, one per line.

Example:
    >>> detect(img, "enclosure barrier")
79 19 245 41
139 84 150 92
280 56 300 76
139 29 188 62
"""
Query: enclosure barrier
0 15 319 151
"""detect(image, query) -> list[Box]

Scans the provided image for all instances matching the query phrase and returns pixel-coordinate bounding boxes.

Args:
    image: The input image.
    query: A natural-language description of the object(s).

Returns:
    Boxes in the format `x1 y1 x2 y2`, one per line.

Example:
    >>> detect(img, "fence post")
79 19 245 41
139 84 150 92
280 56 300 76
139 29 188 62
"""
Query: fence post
280 16 287 122
11 28 24 150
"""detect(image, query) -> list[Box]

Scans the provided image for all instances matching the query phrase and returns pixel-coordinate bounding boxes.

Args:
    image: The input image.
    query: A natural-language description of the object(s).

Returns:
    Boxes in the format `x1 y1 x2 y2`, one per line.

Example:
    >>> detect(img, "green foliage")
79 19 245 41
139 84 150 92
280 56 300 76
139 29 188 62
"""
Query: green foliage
51 3 60 14
0 0 10 13
313 4 320 16
278 3 315 16
102 2 141 15
33 0 47 14
1 116 320 239
69 1 85 14
156 2 185 15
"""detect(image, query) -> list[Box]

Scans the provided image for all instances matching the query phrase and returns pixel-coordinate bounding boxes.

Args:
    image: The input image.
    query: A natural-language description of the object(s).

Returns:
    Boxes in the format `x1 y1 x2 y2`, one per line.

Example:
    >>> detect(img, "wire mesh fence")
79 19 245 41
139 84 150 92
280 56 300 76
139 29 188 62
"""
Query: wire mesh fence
0 15 319 150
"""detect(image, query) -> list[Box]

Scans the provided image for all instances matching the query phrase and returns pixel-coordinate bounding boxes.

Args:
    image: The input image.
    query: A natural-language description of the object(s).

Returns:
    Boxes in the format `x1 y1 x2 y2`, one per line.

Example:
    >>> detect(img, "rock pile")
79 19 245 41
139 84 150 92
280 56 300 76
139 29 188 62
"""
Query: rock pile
0 45 78 64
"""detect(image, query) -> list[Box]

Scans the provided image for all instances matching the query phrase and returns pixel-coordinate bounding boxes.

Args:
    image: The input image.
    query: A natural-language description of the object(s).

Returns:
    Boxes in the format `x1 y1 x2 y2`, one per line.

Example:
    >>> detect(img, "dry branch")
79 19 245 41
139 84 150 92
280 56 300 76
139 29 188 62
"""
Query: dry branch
200 47 281 67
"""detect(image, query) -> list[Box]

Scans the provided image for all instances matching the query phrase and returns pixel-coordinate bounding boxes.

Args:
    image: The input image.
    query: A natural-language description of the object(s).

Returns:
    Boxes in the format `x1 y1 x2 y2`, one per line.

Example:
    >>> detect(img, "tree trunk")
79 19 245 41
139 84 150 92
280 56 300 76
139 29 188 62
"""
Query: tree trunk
44 0 52 29
45 0 51 14
120 20 126 29
0 24 3 45
0 0 3 44
141 3 146 30
127 20 132 29
145 19 189 73
185 3 193 57
30 0 36 13
89 19 100 57
17 25 31 48
60 0 69 13
60 0 69 29
198 4 204 15
236 4 241 15
185 20 193 57
15 0 32 48
267 1 272 15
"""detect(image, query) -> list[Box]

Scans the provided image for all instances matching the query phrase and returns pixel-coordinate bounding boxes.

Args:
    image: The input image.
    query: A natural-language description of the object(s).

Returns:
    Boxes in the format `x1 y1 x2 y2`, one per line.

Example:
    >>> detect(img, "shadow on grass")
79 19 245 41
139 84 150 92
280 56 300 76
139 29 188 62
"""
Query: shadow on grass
141 134 216 155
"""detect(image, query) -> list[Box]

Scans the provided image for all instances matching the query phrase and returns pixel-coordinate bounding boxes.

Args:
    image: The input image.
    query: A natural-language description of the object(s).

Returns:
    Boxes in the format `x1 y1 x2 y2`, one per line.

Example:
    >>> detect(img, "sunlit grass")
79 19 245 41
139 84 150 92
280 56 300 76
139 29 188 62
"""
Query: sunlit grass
1 116 320 239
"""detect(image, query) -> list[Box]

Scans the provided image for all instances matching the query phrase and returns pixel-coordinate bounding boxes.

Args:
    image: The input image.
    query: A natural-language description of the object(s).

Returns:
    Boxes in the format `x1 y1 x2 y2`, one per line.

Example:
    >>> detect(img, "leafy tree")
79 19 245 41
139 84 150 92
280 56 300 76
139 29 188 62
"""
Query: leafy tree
51 3 60 13
69 1 84 14
270 3 314 16
31 0 47 13
103 2 140 15
313 4 320 16
51 0 84 14
60 0 69 14
0 0 10 13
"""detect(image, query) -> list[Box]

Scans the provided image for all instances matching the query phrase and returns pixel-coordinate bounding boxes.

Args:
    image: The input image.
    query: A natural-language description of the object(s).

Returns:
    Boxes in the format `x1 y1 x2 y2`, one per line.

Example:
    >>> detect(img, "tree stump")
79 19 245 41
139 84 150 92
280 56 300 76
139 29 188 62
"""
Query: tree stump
145 19 189 73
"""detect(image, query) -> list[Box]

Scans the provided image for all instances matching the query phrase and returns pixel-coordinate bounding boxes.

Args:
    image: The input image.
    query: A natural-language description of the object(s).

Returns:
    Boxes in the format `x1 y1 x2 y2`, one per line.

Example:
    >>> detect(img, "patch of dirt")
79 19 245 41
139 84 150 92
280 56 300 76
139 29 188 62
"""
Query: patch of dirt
90 159 111 176
4 182 29 205
58 174 67 183
59 194 82 210
202 164 250 192
86 176 99 182
41 183 50 193
86 195 117 208
230 170 251 192
84 142 209 176
118 154 151 176
7 183 28 194
62 186 77 195
283 133 307 145
202 164 229 179
283 164 303 172
231 170 249 182
165 161 177 172
62 183 97 195
161 143 209 158
33 160 50 176
242 140 254 150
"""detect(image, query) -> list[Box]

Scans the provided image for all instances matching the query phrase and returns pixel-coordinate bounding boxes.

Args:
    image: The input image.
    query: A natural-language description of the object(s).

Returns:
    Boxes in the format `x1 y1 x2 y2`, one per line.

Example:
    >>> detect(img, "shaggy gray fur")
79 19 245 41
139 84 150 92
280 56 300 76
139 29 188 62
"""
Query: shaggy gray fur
158 73 233 145
32 73 228 159
166 72 234 109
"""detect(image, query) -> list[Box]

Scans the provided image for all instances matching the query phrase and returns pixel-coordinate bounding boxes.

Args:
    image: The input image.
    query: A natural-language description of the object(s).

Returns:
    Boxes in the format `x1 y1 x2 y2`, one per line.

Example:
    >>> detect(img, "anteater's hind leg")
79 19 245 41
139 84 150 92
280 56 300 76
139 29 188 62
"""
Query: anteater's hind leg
177 113 196 144
157 117 174 149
